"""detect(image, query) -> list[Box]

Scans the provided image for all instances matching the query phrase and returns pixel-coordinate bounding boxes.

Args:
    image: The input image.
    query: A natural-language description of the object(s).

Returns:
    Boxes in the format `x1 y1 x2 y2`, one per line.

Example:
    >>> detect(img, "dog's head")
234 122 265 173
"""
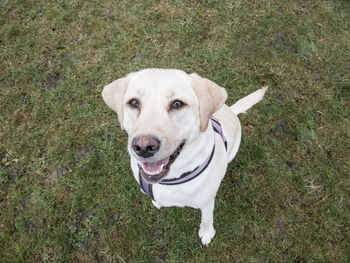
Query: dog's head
102 69 227 183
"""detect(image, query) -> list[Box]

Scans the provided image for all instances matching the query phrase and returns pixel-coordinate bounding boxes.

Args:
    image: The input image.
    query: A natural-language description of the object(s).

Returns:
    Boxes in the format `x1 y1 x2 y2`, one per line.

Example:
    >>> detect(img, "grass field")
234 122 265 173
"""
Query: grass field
1 0 349 262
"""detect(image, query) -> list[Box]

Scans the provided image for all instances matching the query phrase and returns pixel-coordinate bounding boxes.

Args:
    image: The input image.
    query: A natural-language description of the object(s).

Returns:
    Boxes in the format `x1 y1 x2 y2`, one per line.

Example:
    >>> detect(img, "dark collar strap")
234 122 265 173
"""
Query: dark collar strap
210 117 227 150
139 172 154 200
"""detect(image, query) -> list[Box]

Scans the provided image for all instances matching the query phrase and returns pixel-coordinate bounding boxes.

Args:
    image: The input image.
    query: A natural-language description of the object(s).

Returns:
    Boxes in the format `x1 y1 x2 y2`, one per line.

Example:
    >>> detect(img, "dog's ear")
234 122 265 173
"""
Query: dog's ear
102 77 129 130
190 73 227 132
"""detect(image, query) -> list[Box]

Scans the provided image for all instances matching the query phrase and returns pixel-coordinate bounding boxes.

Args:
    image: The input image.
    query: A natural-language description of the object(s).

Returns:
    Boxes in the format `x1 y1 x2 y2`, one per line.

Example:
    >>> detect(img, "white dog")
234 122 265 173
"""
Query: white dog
102 69 267 245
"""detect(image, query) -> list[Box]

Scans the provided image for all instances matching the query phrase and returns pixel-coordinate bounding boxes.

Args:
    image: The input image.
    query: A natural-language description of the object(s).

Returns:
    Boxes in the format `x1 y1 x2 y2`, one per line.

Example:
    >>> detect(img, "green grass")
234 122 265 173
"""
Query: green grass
1 0 349 262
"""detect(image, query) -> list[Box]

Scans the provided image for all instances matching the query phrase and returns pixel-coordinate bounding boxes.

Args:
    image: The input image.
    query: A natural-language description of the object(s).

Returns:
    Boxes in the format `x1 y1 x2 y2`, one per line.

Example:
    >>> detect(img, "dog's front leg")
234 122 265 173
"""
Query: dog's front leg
152 200 162 209
198 200 216 245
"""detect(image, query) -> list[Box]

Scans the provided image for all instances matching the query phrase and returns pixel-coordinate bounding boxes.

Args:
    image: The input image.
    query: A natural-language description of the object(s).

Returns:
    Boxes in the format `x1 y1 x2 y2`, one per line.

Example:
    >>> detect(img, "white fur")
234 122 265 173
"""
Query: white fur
102 69 267 246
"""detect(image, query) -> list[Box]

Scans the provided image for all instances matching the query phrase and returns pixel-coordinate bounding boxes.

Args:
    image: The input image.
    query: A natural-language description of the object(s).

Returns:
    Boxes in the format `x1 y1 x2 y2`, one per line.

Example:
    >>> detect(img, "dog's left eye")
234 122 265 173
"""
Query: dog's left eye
170 100 185 110
128 98 140 108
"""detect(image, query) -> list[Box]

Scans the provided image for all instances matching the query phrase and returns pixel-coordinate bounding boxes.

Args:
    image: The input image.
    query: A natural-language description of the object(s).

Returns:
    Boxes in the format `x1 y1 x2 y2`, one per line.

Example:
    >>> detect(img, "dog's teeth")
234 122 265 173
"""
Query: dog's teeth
142 163 165 176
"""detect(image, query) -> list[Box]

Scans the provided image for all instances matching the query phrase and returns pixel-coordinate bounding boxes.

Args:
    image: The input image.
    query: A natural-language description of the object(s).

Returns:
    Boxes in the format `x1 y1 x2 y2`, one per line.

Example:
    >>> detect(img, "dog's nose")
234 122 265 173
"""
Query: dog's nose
132 135 160 158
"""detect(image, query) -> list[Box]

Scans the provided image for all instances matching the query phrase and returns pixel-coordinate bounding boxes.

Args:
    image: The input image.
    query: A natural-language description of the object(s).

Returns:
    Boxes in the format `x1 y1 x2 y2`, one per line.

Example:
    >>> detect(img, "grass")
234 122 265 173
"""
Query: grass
0 0 349 262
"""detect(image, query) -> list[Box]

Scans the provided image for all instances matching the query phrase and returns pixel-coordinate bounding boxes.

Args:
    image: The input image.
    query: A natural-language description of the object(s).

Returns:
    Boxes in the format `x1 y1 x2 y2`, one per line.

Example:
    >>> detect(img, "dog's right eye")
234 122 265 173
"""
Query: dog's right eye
128 98 140 108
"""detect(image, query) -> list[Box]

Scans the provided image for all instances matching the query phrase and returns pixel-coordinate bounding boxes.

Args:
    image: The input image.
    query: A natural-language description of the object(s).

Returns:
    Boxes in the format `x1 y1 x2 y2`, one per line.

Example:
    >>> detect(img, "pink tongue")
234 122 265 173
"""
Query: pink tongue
143 157 169 174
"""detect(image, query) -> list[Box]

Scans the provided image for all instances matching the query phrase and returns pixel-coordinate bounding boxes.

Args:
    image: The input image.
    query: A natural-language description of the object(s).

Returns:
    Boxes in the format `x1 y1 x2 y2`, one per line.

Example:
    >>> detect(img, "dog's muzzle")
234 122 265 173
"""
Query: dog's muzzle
137 143 185 183
132 135 160 158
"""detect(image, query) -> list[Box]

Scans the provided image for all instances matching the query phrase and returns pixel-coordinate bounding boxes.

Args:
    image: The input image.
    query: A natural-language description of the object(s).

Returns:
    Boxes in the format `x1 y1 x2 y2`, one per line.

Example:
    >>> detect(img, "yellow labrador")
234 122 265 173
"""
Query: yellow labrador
102 69 267 245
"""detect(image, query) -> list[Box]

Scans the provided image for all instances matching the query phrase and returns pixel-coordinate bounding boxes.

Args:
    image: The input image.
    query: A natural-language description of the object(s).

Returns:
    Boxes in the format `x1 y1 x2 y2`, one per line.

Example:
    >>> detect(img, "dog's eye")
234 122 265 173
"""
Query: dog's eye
128 98 140 108
170 100 185 110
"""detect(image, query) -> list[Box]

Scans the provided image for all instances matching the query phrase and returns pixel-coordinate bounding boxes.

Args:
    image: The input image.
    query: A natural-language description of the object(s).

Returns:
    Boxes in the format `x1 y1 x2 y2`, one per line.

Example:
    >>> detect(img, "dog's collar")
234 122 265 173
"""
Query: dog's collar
138 117 227 201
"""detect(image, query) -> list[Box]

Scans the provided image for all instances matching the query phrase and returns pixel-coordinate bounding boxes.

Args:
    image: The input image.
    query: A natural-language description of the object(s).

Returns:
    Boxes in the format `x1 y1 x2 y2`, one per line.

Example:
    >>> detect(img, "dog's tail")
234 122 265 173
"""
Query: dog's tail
230 86 268 115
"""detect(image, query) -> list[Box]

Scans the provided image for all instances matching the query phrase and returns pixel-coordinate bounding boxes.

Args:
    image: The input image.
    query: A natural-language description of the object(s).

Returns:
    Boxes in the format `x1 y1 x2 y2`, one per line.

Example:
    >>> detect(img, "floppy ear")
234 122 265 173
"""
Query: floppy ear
190 74 227 132
101 77 129 130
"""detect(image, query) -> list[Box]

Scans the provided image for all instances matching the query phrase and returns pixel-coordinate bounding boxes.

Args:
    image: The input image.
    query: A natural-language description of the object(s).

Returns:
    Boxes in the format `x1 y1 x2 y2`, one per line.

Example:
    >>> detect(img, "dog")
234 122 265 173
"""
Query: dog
102 68 267 245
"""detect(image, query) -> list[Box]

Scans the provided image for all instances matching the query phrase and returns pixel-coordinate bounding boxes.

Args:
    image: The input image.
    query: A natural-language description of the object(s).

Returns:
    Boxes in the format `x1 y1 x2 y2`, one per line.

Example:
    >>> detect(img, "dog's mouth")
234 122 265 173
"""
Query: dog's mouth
138 143 185 183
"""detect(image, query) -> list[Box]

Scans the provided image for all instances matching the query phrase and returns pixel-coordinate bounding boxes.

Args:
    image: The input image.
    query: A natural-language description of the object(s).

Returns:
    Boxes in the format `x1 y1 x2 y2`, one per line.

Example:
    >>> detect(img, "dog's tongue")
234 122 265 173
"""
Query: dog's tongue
142 157 169 174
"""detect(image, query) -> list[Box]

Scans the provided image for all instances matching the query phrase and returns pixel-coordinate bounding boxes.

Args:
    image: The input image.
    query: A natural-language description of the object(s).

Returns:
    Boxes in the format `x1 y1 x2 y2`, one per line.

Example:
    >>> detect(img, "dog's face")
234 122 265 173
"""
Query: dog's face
102 69 227 183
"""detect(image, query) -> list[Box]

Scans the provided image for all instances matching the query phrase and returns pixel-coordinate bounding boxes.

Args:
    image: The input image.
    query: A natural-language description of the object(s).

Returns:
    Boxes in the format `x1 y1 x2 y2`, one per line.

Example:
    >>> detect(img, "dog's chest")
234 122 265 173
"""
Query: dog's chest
131 146 228 209
151 178 206 208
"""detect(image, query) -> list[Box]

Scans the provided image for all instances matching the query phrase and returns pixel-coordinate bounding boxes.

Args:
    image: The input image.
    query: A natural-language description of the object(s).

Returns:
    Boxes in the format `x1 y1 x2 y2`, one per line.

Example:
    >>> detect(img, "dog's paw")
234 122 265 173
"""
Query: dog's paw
152 200 162 210
198 225 216 246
